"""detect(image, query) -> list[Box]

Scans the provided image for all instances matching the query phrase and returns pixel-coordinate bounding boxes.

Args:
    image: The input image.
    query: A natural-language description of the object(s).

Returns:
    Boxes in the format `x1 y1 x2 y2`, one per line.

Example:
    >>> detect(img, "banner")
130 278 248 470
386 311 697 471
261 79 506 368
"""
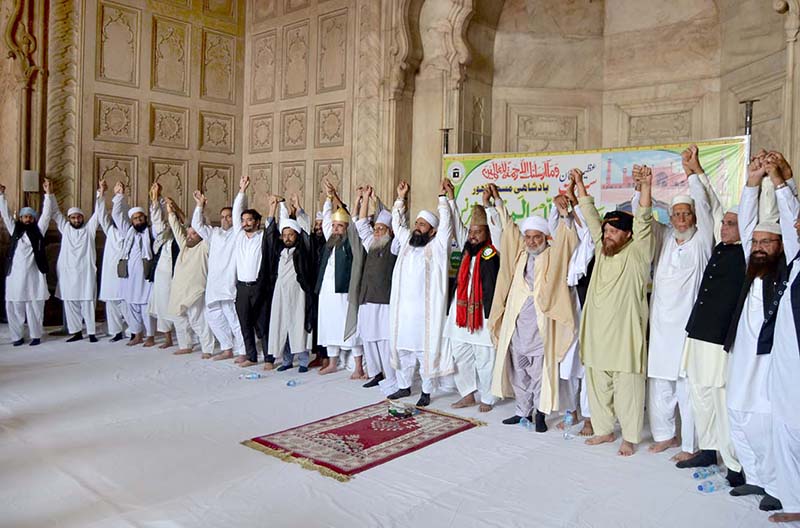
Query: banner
442 136 750 225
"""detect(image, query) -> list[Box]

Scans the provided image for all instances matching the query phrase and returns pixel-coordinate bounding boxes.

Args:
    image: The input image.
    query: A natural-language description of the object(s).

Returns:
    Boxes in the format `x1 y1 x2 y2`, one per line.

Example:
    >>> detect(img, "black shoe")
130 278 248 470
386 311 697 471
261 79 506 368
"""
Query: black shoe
12 339 24 347
29 338 41 346
760 495 783 511
67 332 83 342
535 411 548 433
89 335 98 343
726 469 745 488
730 484 766 497
502 415 530 425
298 366 308 373
416 392 431 407
363 373 384 388
110 332 125 342
387 388 411 400
676 449 717 469
276 364 293 372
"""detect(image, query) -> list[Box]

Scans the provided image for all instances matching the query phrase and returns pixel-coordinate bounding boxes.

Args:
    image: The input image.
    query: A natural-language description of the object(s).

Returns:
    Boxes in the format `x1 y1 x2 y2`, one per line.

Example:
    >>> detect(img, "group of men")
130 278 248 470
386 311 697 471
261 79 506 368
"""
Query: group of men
2 144 799 523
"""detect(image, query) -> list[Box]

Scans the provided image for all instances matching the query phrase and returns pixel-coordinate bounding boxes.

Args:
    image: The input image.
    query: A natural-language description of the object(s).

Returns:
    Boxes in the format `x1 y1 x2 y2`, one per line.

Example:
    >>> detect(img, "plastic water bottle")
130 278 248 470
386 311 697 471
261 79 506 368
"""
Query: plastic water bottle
518 417 534 431
692 465 722 480
239 372 262 380
563 413 576 440
697 476 729 494
286 379 299 387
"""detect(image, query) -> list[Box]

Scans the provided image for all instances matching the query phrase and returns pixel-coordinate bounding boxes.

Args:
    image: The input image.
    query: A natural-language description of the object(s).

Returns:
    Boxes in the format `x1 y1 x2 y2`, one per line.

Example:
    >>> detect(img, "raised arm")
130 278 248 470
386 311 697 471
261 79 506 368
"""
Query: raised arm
392 180 411 247
43 179 66 232
573 168 603 245
485 185 504 247
434 180 452 251
87 184 105 233
111 181 131 232
0 184 12 232
688 173 714 249
232 175 249 235
166 199 187 250
444 179 467 248
767 155 800 259
739 157 764 264
632 165 654 257
322 198 333 240
191 190 212 240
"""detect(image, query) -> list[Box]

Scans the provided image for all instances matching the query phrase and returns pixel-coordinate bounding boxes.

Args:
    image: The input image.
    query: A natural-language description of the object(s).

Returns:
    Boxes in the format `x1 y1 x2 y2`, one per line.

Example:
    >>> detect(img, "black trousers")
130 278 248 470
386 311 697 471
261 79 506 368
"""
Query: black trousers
235 281 274 363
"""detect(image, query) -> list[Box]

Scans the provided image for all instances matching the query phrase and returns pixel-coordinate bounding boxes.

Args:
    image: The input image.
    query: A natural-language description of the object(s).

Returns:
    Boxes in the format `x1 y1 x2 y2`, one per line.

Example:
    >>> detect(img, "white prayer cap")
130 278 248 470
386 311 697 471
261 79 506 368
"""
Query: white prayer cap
754 222 782 236
280 218 302 234
315 211 323 221
375 209 392 228
726 205 739 215
669 195 695 214
519 215 550 237
416 210 439 229
67 207 84 217
128 206 146 219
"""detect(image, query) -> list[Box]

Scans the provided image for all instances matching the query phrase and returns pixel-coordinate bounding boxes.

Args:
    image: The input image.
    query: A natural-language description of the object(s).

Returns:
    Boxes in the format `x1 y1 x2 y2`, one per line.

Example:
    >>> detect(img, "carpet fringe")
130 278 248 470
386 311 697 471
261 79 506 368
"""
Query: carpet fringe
417 406 488 427
241 440 352 482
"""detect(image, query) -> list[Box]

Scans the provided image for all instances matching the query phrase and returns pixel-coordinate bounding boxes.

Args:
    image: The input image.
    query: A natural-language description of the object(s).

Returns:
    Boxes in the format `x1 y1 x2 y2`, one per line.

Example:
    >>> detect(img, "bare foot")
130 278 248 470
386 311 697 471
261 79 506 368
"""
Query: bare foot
127 333 143 346
478 403 493 412
232 355 246 363
618 440 636 457
143 336 156 348
671 450 697 462
239 360 257 368
173 348 192 355
579 419 594 437
649 437 680 453
769 513 800 523
263 362 275 371
451 392 477 409
350 368 367 380
159 333 174 349
586 433 615 446
557 411 578 430
201 353 212 359
319 363 338 375
215 351 235 361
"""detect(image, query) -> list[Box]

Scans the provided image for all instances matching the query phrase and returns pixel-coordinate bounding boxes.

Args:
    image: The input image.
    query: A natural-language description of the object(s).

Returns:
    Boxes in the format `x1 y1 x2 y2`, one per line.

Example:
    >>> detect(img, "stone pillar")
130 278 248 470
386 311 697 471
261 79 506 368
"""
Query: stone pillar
775 0 800 165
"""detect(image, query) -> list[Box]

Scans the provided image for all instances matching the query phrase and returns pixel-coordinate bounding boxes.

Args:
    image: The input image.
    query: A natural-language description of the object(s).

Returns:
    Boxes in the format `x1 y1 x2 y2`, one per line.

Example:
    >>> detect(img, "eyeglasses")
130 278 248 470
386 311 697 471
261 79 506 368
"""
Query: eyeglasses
751 238 781 248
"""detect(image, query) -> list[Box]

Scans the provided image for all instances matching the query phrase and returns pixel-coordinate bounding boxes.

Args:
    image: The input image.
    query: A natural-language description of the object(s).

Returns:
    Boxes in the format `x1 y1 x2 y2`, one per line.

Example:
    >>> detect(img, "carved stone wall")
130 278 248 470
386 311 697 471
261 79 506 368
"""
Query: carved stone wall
77 0 245 221
244 0 355 214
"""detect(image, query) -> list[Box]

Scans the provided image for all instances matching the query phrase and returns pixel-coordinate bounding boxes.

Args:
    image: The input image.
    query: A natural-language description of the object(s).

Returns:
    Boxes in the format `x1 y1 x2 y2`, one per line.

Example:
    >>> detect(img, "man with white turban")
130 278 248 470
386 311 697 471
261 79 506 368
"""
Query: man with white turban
112 181 155 346
48 179 106 342
646 145 714 461
0 179 54 346
387 180 453 407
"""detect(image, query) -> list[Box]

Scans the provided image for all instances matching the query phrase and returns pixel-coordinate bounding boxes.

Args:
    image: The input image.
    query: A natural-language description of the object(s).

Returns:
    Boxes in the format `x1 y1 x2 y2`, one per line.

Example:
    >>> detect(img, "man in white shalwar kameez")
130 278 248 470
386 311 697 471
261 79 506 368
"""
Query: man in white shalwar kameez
112 181 155 346
49 180 105 343
317 182 364 376
0 180 53 346
354 186 399 395
724 156 791 511
266 197 314 372
147 183 176 348
98 186 128 341
191 190 244 361
164 198 215 358
445 181 504 412
387 180 453 408
646 152 714 460
767 157 800 524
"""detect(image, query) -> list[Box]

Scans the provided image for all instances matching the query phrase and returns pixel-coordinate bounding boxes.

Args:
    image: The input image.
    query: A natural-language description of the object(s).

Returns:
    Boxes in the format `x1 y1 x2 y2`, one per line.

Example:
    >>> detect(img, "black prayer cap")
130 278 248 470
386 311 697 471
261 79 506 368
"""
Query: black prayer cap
602 210 634 233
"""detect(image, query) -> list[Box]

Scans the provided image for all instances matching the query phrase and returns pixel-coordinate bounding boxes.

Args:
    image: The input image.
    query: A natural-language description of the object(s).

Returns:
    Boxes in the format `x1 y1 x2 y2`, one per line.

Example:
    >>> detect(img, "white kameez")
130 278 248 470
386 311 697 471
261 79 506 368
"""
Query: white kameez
1 193 52 303
99 201 125 302
267 246 310 358
52 193 102 301
112 194 153 308
191 207 237 305
147 200 174 332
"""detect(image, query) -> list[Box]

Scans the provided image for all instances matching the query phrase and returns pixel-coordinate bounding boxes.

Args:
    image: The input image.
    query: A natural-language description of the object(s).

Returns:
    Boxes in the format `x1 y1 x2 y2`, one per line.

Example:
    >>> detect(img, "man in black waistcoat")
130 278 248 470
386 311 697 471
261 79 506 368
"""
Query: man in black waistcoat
723 153 795 512
442 180 501 413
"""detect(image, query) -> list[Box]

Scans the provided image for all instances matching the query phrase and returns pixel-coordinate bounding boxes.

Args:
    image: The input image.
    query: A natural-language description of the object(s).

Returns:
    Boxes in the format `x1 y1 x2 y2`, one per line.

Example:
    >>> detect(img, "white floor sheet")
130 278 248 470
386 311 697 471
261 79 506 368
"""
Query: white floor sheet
0 327 779 528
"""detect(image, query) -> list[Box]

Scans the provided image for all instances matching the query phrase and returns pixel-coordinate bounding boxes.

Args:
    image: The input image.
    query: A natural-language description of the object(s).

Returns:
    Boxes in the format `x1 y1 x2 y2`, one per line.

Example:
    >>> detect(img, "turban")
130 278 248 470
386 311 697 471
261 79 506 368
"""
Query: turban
332 207 351 224
67 207 84 217
416 210 439 229
128 206 146 219
470 204 488 227
280 218 302 234
754 222 782 236
375 209 392 228
669 195 695 215
602 210 634 233
315 212 323 221
519 215 550 236
18 207 37 219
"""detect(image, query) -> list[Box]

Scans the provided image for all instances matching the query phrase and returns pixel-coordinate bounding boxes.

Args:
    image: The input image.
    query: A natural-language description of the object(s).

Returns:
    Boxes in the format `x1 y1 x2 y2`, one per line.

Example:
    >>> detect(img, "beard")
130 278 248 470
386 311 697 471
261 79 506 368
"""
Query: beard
526 244 546 256
133 223 148 233
409 230 432 247
69 220 84 229
601 238 626 257
243 224 257 233
326 233 345 250
463 241 485 256
674 225 697 242
371 234 391 251
747 250 781 280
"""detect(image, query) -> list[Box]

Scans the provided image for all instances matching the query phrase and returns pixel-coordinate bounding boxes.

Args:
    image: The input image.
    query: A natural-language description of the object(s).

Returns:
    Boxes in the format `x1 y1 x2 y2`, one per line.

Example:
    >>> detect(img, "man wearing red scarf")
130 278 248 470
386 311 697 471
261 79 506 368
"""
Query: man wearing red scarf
444 181 503 412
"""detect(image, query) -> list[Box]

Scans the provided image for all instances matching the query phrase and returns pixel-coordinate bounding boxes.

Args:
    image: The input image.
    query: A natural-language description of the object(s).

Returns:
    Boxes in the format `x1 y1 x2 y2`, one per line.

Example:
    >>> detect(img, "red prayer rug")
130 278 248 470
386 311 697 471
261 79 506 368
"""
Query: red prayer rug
242 401 485 482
